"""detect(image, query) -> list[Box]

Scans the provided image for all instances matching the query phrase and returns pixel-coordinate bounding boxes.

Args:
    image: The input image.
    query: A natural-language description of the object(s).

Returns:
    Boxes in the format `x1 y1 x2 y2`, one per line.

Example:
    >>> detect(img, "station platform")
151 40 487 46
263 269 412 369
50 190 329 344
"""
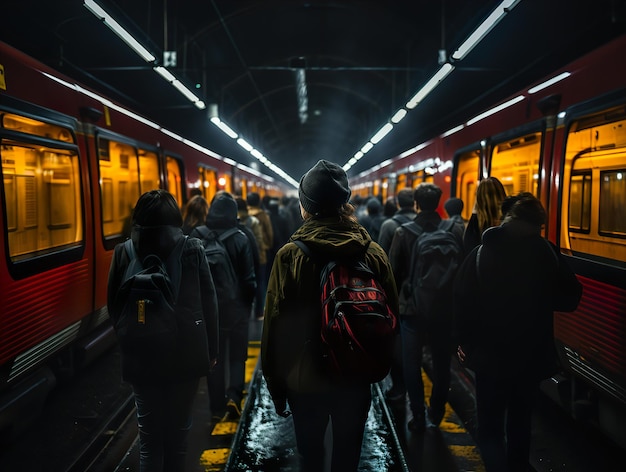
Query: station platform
115 318 485 472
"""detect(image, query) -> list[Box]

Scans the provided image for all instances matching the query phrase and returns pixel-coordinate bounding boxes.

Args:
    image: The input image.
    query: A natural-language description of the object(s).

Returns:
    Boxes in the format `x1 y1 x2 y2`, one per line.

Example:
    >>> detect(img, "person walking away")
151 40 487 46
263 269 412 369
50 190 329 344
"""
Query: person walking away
191 192 256 421
376 189 417 404
262 160 399 472
247 192 274 320
453 192 582 472
182 194 209 235
463 177 506 253
361 197 386 243
378 188 416 253
388 183 464 432
107 190 219 472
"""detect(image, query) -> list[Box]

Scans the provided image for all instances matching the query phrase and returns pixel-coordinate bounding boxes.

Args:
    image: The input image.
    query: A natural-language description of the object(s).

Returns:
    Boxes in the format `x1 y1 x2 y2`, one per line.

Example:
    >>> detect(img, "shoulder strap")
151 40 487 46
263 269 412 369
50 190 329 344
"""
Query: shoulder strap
392 214 412 225
438 218 456 232
218 226 240 242
293 240 313 258
164 236 187 302
402 220 423 238
191 225 210 241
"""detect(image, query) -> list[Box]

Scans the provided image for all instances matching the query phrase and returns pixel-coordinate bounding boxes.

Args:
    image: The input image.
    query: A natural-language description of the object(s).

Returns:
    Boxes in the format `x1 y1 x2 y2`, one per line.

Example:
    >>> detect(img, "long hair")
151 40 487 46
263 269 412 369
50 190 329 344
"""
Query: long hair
476 177 507 233
182 194 209 229
132 189 183 227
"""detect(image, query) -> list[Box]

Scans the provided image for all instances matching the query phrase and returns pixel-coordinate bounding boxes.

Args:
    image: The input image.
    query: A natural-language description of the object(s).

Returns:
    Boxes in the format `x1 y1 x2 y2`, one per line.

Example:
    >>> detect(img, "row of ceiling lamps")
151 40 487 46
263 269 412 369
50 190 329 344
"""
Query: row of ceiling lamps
84 0 300 188
341 0 522 173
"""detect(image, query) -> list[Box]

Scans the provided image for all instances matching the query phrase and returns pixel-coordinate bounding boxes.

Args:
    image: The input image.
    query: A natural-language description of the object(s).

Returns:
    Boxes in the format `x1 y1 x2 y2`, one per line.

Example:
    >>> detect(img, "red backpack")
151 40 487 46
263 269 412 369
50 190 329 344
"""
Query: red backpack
294 241 398 383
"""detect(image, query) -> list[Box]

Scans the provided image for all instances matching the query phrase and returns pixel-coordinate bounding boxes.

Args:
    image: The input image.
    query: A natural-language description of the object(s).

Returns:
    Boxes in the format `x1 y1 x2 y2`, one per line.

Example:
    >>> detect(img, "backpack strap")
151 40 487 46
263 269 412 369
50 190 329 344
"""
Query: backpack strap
392 213 413 225
438 218 456 232
293 240 313 258
164 236 187 302
401 220 424 238
218 226 240 242
190 225 210 241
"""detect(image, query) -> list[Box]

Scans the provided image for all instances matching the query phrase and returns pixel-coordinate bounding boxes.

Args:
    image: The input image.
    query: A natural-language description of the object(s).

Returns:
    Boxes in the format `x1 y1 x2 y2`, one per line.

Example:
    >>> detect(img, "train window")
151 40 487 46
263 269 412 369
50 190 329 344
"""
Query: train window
599 170 626 236
198 166 217 203
569 172 592 232
166 155 184 206
561 106 626 265
2 113 73 142
98 138 160 242
455 150 480 221
490 132 541 197
0 142 82 261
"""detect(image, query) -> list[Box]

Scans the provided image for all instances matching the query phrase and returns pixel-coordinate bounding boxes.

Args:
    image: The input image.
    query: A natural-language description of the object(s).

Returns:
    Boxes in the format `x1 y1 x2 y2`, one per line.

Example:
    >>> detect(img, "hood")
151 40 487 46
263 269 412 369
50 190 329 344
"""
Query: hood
289 216 372 259
206 195 238 229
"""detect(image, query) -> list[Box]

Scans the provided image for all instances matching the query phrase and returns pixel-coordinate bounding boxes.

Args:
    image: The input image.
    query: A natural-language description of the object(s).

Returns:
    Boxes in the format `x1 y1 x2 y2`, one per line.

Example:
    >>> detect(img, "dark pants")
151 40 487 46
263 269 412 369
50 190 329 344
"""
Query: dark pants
400 315 452 419
208 313 250 415
288 385 371 472
475 372 539 472
133 378 200 472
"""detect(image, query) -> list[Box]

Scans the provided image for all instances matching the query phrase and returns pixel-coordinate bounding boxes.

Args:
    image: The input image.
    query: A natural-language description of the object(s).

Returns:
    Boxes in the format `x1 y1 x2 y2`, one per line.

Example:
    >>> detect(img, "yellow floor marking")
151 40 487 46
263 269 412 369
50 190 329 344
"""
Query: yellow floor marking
448 445 485 470
202 341 262 470
199 448 230 468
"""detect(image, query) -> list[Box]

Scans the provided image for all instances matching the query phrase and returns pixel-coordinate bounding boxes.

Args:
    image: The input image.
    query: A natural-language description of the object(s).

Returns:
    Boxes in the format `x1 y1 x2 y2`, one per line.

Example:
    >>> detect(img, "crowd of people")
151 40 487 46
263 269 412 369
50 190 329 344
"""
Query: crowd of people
108 167 581 472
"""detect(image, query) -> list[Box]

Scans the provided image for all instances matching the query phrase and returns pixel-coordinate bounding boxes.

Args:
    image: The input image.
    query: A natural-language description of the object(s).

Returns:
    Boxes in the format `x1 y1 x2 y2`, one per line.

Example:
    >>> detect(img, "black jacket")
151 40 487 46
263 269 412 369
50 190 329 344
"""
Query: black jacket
453 221 582 379
107 226 219 384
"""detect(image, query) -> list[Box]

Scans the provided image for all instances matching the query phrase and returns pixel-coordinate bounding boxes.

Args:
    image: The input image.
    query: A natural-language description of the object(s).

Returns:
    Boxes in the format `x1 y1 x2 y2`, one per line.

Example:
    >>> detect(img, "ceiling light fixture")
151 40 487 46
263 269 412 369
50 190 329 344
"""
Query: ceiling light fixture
451 0 521 61
84 0 156 62
406 63 455 109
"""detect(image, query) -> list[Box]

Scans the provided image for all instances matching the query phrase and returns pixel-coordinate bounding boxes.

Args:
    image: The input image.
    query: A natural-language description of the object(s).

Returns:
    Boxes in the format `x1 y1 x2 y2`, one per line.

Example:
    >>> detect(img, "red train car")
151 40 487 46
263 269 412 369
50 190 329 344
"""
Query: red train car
0 41 286 436
351 35 626 449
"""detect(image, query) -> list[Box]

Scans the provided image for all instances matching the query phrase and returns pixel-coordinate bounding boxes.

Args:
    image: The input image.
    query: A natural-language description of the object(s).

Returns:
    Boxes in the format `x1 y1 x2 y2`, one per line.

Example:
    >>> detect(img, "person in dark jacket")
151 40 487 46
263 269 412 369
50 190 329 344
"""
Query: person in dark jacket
107 189 219 472
388 183 464 432
378 188 417 253
261 160 399 472
453 192 582 472
191 192 256 421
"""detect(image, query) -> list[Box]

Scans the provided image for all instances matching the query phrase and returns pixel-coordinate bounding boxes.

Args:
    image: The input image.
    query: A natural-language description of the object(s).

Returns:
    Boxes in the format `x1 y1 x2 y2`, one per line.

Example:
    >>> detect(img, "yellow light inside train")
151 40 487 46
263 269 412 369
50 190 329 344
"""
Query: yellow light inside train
218 177 227 187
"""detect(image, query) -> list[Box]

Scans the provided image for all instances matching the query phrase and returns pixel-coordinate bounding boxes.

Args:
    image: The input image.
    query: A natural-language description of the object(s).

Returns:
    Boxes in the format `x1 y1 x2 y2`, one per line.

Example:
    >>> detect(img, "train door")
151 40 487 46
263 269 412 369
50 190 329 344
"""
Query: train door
555 101 626 449
165 154 184 206
453 148 480 222
0 109 92 388
489 130 542 197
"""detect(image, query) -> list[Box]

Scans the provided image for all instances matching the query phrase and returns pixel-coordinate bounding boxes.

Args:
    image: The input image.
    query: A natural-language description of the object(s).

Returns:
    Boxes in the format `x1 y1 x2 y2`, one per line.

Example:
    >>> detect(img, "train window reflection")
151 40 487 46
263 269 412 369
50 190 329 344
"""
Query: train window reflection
0 143 82 261
98 138 161 240
562 107 626 264
490 132 541 197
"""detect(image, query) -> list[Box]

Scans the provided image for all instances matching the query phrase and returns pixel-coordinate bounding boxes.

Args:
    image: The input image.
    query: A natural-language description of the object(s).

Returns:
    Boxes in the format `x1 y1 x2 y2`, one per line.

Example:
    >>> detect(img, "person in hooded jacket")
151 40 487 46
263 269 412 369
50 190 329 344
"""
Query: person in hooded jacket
191 192 256 421
107 189 219 472
261 159 399 472
453 192 582 472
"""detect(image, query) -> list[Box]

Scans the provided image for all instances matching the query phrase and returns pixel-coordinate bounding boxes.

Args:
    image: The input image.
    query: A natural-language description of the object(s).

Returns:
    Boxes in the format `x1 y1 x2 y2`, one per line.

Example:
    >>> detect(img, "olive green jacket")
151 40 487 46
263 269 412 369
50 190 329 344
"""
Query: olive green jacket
261 215 399 412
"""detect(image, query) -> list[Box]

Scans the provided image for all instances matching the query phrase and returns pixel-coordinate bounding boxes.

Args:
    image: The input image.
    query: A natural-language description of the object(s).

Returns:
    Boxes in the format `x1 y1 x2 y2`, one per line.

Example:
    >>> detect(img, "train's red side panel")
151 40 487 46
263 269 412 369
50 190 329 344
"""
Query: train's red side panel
0 41 285 435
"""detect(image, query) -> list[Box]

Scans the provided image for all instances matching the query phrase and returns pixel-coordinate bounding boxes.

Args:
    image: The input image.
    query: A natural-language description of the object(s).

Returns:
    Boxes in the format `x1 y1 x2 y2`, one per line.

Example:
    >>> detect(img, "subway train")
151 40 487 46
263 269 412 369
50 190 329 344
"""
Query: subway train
0 41 286 436
350 35 626 450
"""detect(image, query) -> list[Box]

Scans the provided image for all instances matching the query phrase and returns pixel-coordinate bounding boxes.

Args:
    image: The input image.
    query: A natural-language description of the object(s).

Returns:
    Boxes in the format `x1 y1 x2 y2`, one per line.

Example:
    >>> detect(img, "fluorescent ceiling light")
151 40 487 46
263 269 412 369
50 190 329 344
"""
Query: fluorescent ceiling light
391 109 407 123
84 0 156 63
237 138 253 152
154 66 176 82
528 72 571 94
451 0 521 61
406 63 454 109
370 123 393 144
210 117 238 139
360 142 374 154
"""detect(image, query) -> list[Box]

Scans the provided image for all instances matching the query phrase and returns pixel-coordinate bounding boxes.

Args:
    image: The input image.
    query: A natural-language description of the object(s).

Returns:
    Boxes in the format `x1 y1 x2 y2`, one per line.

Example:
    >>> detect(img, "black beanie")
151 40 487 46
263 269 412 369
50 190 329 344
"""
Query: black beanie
206 194 238 228
299 160 351 215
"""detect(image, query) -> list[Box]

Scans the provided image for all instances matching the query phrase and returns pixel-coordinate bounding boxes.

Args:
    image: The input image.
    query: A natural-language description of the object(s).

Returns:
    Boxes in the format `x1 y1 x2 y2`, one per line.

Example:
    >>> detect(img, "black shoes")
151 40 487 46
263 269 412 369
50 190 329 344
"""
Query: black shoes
384 386 406 403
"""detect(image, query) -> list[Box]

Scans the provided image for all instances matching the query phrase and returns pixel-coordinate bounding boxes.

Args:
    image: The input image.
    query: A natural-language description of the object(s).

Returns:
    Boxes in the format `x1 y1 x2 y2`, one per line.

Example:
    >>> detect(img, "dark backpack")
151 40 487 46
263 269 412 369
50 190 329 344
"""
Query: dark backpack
114 237 186 364
294 240 398 384
191 226 240 312
403 219 462 319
